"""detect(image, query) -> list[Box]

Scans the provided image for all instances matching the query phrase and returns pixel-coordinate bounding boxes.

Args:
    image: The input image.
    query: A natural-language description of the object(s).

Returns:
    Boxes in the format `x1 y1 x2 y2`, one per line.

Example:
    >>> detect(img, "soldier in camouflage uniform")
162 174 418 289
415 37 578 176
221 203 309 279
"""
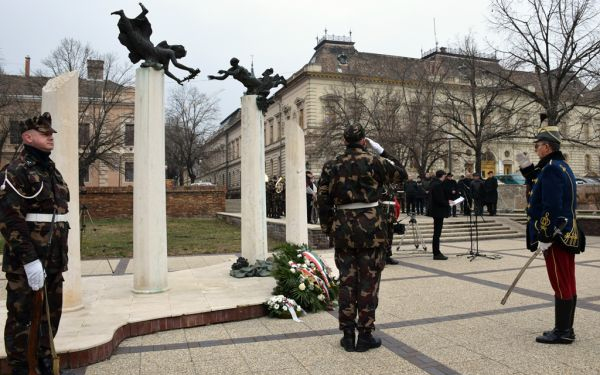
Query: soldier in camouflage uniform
0 113 70 375
317 124 406 352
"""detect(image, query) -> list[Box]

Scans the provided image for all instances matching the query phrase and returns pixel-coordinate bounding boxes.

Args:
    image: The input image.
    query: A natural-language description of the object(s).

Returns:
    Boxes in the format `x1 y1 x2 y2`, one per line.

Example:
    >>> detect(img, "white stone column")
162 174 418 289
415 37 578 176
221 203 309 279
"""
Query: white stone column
132 67 168 293
241 95 268 263
42 71 83 311
285 122 308 245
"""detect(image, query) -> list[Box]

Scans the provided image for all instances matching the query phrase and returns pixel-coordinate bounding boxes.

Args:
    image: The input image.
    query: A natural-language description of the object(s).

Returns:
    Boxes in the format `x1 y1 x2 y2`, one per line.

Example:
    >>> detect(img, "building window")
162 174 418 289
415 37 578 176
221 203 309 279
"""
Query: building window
585 154 591 172
9 121 21 144
124 123 134 146
299 108 305 129
124 162 134 182
269 122 274 144
79 123 90 146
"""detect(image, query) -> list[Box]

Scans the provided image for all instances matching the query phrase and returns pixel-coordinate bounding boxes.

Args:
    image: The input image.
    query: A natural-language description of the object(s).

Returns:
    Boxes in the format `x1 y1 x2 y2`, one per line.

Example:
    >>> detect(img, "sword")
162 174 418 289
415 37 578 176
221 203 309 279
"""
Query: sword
501 217 567 305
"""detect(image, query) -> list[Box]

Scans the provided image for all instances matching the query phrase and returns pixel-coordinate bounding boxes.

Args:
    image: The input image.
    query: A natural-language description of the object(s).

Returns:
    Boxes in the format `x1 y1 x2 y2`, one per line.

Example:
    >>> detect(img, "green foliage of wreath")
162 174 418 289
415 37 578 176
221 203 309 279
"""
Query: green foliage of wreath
270 243 339 313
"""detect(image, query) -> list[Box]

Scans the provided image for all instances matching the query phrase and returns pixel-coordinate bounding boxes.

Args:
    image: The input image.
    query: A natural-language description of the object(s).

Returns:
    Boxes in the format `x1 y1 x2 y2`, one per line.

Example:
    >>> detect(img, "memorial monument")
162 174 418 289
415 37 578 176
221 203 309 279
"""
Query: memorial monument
112 3 200 292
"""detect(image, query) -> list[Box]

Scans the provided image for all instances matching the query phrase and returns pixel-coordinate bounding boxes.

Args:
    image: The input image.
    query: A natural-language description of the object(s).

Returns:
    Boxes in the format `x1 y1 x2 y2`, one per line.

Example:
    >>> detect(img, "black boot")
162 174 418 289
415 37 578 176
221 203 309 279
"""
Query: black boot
536 297 575 344
355 331 382 352
386 256 399 265
10 364 28 375
39 356 64 375
340 328 355 352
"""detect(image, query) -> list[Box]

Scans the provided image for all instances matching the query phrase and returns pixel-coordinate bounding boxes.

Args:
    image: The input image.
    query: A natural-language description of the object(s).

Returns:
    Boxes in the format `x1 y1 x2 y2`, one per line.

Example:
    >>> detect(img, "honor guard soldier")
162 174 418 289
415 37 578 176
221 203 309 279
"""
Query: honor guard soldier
517 114 585 344
0 113 70 374
317 124 406 352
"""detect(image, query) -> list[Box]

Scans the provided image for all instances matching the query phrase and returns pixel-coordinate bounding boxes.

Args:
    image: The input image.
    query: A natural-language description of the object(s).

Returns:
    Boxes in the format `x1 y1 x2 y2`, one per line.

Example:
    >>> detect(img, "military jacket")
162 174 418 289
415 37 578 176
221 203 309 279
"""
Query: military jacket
0 146 70 273
317 145 407 249
521 151 581 252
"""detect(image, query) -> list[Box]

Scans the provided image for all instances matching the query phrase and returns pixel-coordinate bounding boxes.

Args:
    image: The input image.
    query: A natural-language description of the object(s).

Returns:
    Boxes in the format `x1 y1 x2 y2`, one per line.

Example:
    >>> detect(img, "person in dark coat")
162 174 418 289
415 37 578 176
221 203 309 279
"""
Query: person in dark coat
518 116 584 344
421 172 433 215
427 170 450 260
403 176 418 214
470 173 485 216
443 173 459 217
458 173 472 216
415 177 426 215
483 171 498 216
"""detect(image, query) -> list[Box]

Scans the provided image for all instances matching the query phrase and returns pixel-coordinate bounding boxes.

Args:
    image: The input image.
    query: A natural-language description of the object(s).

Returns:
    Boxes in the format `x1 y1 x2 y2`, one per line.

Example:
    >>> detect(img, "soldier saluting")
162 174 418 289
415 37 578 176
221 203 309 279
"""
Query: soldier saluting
0 113 70 374
517 114 584 344
317 124 406 352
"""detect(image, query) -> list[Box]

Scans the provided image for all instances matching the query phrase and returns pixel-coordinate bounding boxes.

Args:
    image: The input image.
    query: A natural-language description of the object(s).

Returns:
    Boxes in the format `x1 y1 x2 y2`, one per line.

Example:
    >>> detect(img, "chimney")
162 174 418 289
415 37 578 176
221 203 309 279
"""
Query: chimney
87 59 104 80
25 56 30 78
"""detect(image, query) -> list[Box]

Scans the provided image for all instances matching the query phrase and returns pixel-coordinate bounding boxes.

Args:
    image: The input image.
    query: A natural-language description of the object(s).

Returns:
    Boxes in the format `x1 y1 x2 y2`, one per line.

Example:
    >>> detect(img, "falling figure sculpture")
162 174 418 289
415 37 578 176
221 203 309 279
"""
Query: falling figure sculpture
208 57 287 112
112 3 200 84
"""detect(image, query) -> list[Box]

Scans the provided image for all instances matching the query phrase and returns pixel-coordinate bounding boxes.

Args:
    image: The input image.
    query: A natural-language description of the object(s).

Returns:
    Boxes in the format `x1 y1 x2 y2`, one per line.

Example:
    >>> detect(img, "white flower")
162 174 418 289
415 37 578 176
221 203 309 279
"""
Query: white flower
290 268 296 273
296 306 302 312
282 305 288 311
318 294 325 301
274 304 279 309
299 283 306 291
297 254 302 258
288 261 293 265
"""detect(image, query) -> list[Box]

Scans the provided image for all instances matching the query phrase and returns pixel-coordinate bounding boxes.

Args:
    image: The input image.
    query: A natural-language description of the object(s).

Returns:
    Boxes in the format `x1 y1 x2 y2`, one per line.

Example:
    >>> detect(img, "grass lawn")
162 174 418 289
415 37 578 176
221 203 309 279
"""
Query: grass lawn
1 218 285 260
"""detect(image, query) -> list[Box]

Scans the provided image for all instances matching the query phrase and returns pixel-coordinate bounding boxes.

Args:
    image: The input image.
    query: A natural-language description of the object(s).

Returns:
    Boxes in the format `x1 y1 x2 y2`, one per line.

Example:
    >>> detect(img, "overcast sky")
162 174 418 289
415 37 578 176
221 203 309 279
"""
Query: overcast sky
0 0 494 121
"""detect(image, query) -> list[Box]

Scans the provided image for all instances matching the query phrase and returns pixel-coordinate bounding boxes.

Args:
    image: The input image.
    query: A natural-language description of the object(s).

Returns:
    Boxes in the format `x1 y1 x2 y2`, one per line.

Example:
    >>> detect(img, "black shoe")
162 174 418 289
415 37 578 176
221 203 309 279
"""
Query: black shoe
536 329 575 344
355 332 382 352
340 329 355 352
433 253 448 260
11 365 28 375
386 257 399 265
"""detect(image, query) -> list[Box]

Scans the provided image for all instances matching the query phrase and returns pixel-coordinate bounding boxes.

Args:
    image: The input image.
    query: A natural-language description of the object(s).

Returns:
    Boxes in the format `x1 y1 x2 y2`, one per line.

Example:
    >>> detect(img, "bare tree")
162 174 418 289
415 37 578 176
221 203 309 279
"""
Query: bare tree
316 77 411 166
398 59 448 177
76 54 134 185
42 40 134 185
42 38 95 79
490 0 600 146
166 86 220 185
437 37 535 173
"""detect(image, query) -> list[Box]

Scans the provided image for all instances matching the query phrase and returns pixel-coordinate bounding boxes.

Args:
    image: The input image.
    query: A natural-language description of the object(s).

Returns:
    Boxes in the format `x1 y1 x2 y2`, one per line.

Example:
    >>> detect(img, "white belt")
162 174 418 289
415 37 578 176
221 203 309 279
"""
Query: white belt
381 201 396 205
337 202 379 210
25 213 69 222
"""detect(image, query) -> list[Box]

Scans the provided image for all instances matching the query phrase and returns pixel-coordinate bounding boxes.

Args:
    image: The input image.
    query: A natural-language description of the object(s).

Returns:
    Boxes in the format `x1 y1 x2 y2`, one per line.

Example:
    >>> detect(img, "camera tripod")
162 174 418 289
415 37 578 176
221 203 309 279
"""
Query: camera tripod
80 205 115 273
396 213 427 253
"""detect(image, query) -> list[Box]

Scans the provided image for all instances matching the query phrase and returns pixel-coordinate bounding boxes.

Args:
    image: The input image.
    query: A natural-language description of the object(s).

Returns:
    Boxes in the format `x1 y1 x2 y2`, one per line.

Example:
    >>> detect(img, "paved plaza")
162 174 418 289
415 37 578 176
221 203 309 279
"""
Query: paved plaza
1 233 600 374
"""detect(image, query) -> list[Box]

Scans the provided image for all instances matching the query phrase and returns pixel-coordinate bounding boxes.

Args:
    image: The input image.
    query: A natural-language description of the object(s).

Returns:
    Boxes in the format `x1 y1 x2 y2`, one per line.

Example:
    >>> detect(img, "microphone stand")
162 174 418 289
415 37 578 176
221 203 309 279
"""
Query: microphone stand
456 184 501 261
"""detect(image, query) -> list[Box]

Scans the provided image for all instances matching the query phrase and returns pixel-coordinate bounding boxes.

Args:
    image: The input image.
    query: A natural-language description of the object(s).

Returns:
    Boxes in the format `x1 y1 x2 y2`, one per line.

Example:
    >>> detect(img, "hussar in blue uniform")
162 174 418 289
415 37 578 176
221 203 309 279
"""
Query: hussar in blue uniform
517 114 585 344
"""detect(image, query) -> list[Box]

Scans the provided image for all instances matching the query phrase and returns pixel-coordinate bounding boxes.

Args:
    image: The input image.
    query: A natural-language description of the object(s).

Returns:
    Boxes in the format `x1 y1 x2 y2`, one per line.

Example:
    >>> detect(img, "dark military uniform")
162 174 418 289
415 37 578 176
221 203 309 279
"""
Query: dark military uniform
520 118 584 345
1 141 70 371
317 131 406 346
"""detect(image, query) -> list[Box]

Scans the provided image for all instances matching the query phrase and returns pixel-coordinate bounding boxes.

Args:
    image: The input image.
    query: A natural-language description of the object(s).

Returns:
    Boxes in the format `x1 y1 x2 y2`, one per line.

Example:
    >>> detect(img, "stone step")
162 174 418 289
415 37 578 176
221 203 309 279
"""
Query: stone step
416 227 518 236
392 230 523 245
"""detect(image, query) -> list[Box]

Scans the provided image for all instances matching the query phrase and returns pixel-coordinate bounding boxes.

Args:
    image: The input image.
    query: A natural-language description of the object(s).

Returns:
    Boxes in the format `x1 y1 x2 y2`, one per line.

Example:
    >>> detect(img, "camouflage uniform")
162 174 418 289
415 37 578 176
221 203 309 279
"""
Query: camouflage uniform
0 139 70 372
317 133 406 335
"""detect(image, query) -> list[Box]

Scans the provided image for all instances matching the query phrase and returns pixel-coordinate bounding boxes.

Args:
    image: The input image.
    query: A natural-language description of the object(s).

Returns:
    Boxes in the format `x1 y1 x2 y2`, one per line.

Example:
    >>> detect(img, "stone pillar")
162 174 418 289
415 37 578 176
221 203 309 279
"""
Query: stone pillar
240 95 268 263
285 122 308 245
132 68 168 293
42 71 83 311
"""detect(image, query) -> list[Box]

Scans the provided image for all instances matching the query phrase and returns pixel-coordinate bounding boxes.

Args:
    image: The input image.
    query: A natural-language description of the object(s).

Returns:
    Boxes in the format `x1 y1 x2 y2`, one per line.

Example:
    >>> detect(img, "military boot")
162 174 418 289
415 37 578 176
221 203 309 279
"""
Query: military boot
355 331 382 352
543 295 576 339
11 364 28 375
536 298 575 344
340 328 356 352
385 256 399 265
39 356 64 375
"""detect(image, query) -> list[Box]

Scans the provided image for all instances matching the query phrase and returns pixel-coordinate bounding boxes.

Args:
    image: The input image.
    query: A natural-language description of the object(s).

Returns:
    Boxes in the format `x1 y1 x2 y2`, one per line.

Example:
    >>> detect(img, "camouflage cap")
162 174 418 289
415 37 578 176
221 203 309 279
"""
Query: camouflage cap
343 124 365 143
534 113 561 144
20 112 56 134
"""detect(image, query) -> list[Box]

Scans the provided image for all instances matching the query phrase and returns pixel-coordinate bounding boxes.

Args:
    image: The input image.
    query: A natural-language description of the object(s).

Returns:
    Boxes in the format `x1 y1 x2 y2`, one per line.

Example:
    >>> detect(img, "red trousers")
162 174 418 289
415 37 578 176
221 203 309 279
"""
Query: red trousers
543 244 576 300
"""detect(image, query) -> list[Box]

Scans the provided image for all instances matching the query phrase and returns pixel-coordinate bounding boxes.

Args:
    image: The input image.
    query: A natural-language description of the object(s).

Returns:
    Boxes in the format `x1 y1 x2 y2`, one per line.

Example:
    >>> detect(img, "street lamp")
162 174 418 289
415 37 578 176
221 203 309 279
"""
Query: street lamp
447 134 454 174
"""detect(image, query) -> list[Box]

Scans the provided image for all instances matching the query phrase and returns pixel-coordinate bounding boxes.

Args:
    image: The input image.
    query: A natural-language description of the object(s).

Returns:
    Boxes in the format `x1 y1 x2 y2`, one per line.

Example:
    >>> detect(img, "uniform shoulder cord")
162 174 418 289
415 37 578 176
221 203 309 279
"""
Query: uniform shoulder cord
1 170 44 199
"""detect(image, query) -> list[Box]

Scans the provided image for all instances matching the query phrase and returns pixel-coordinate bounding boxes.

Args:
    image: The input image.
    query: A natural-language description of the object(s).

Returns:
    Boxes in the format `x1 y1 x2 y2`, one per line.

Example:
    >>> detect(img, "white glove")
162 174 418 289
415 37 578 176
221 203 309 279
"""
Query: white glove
537 242 552 252
24 259 45 291
365 137 384 155
516 153 532 169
